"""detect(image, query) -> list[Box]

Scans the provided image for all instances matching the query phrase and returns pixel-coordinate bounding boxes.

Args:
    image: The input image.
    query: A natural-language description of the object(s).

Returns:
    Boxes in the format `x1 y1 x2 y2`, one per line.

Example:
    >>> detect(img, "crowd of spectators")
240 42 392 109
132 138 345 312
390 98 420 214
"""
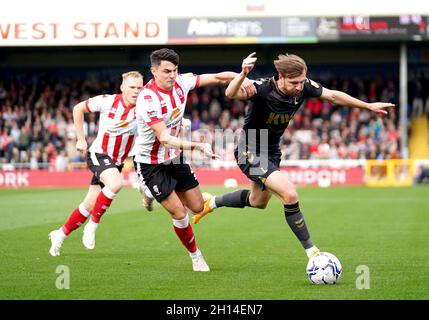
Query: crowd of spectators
0 68 427 170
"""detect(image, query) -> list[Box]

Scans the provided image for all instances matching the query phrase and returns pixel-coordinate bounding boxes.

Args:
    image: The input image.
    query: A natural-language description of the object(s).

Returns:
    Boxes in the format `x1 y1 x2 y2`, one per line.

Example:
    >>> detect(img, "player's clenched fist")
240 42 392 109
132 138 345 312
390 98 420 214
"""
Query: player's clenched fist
197 142 220 159
76 139 88 154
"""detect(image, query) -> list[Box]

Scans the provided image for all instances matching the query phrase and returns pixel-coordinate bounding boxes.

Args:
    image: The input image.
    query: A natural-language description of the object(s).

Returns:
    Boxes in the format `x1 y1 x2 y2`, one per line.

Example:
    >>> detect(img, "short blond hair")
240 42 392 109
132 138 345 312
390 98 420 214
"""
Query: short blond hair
273 54 307 78
122 71 143 82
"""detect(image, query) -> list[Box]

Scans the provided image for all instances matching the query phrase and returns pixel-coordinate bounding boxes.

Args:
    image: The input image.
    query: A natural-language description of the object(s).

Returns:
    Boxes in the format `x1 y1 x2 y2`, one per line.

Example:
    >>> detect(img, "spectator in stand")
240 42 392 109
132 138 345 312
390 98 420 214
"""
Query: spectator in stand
411 80 424 117
415 165 429 184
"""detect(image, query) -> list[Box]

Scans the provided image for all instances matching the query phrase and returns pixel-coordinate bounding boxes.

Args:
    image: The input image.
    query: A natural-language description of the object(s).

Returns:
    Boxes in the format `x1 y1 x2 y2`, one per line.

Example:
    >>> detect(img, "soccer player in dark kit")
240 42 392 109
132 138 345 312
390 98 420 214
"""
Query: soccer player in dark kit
193 52 394 259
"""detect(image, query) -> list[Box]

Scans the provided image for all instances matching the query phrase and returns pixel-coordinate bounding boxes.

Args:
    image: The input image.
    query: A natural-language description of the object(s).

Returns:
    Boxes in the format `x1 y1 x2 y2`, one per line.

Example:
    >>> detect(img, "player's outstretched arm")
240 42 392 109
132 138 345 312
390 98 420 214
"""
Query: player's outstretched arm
72 101 89 154
198 72 238 87
225 52 257 100
320 88 395 115
197 72 256 98
151 121 219 159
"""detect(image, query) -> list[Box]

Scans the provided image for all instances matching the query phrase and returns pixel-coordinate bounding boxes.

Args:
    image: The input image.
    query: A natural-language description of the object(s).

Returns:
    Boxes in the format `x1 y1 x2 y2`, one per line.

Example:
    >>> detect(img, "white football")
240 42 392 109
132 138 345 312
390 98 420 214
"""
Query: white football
306 252 342 284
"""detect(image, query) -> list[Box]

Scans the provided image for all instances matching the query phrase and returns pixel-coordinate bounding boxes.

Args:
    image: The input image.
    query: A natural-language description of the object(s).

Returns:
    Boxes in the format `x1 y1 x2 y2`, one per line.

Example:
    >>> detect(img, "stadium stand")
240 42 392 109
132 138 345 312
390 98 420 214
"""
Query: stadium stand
0 69 428 169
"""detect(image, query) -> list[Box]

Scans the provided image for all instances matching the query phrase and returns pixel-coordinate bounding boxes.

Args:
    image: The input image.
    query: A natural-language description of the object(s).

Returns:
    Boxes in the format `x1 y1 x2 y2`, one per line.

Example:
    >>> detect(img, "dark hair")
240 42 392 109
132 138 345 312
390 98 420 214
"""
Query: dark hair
150 48 179 66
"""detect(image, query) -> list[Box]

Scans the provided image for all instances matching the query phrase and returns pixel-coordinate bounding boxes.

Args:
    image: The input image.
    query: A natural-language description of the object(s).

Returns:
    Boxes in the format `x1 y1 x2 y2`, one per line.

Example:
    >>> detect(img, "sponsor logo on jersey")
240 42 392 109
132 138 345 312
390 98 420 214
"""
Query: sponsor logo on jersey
144 95 153 103
166 118 181 128
114 120 129 128
171 108 181 120
266 112 292 125
147 109 158 118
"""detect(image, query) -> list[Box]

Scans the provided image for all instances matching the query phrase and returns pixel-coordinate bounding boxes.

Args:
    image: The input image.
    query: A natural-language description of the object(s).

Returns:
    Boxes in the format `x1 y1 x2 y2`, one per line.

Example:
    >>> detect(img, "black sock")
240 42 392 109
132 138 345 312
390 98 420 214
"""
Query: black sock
215 189 250 208
284 202 313 249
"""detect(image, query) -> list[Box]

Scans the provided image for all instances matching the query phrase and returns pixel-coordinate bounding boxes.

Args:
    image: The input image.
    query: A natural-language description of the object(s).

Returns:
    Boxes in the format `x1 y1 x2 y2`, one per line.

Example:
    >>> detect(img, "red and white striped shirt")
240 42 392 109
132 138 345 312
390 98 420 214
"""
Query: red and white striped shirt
86 94 136 165
133 73 199 164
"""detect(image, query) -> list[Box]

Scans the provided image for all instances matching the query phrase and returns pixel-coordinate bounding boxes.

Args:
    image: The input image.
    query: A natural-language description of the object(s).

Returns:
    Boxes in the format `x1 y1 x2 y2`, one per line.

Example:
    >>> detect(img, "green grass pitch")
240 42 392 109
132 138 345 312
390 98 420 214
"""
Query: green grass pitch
0 186 428 299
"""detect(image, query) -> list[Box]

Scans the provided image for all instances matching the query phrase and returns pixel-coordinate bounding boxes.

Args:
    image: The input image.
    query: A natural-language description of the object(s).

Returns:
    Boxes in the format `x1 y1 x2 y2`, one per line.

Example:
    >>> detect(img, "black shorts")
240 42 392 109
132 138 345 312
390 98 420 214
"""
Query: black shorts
87 152 123 187
234 149 280 190
134 155 199 202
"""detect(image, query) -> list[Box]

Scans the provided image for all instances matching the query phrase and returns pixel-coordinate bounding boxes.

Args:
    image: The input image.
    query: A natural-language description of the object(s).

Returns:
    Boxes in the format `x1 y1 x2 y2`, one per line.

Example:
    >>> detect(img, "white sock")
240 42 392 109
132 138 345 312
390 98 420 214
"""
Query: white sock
57 228 67 239
78 203 91 218
209 196 217 209
86 219 99 231
102 186 116 200
190 248 201 258
172 214 189 229
305 246 319 258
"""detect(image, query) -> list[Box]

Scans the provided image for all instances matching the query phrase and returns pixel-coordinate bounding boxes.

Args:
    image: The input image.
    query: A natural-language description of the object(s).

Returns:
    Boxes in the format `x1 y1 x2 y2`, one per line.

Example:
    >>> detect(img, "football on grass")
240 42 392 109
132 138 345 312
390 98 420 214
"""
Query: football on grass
306 252 342 284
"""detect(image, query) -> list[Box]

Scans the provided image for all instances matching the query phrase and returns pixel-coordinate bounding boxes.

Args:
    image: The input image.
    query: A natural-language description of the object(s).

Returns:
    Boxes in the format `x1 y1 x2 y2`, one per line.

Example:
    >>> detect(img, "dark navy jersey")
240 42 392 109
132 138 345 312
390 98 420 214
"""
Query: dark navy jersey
240 75 323 156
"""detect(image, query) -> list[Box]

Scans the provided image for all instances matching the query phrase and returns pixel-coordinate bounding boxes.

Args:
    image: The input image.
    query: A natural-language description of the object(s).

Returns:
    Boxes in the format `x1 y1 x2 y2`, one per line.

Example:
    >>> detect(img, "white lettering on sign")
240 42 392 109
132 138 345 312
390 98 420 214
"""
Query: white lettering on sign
0 172 29 187
72 22 159 39
0 20 166 45
284 169 347 185
0 23 60 40
187 19 262 37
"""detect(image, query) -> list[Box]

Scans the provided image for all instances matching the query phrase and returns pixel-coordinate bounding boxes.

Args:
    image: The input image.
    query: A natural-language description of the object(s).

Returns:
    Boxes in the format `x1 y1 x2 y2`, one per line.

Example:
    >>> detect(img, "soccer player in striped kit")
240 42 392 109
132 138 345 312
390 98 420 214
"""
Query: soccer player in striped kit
49 71 143 256
133 48 255 271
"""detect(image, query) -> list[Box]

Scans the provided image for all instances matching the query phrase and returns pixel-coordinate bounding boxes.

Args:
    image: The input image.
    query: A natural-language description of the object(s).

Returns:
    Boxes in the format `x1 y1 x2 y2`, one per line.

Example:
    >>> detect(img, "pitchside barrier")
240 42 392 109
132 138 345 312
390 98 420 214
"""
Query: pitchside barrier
0 159 428 188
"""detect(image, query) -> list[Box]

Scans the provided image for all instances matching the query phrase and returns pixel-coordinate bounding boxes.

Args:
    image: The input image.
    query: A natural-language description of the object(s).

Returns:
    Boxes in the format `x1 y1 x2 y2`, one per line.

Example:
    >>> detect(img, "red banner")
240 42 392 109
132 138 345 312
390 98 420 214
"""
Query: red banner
0 167 364 188
195 167 364 186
